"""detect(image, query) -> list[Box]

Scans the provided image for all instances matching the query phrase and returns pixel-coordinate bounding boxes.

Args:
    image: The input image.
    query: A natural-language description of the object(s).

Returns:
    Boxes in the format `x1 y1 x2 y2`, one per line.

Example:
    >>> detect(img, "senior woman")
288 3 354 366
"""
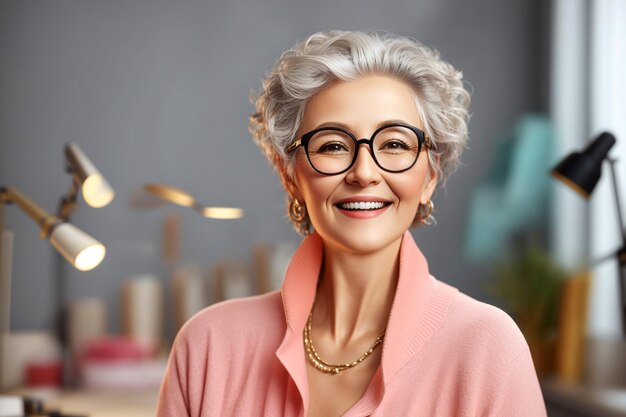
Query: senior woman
157 31 546 416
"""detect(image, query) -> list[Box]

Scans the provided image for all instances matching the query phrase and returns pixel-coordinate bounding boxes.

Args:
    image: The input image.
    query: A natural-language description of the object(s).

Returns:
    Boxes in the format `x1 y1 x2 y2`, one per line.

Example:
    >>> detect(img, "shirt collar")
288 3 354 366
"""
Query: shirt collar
275 230 454 413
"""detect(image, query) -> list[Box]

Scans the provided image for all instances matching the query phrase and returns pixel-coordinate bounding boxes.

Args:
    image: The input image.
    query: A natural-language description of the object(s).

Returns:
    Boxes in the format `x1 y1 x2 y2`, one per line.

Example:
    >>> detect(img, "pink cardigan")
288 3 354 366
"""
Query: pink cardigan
157 231 547 416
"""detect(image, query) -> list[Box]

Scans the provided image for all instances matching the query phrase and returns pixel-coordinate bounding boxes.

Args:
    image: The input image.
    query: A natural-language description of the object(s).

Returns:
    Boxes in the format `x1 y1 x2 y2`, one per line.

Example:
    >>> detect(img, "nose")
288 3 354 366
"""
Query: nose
345 143 382 186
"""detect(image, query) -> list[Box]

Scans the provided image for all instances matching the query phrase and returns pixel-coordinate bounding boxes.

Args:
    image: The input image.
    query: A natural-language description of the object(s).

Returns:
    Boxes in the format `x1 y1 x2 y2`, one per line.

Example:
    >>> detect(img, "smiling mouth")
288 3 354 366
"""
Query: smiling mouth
336 201 393 211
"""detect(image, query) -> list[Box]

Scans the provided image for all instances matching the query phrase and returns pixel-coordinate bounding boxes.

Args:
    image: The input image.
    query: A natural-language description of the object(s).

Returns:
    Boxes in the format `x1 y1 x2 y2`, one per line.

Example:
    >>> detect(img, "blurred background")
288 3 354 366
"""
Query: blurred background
1 0 625 416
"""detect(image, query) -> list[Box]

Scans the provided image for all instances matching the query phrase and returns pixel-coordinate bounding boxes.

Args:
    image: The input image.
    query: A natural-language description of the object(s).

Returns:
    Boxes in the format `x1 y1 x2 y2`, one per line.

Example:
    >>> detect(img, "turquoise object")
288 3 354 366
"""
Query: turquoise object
464 114 553 263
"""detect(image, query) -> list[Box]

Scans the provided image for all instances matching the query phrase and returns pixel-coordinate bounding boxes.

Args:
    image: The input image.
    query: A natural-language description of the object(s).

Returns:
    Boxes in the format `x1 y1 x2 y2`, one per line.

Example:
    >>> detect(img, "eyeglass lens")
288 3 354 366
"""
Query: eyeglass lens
306 126 421 174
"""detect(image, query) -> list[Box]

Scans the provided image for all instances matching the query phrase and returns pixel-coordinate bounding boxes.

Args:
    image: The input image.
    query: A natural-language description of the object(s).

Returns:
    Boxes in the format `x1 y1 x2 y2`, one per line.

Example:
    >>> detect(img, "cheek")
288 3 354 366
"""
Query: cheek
389 169 429 204
300 178 338 205
294 162 337 205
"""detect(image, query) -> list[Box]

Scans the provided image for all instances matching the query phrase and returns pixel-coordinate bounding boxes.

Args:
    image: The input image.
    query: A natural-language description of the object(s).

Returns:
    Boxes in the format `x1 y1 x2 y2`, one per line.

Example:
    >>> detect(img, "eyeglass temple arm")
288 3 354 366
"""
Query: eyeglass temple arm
286 139 301 153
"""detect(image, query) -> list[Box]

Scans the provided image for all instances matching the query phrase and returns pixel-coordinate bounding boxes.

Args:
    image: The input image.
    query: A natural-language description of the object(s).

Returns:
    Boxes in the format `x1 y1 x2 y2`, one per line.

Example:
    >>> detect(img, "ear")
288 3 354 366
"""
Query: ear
420 164 438 204
284 173 304 202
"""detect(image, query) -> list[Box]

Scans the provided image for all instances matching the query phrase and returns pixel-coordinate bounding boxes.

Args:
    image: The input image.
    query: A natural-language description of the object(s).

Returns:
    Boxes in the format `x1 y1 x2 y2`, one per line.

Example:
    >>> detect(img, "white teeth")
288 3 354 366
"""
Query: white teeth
339 201 387 210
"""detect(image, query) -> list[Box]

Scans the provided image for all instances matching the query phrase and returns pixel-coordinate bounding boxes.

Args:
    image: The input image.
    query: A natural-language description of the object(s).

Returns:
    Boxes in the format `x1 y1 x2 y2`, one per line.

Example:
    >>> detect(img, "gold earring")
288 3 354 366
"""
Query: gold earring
417 200 435 225
289 198 306 223
288 198 312 235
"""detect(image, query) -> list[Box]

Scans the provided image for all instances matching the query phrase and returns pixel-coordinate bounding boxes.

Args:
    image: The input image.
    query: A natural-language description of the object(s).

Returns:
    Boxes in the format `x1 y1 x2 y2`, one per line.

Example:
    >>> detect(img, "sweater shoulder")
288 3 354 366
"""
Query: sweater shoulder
175 290 285 346
439 281 531 363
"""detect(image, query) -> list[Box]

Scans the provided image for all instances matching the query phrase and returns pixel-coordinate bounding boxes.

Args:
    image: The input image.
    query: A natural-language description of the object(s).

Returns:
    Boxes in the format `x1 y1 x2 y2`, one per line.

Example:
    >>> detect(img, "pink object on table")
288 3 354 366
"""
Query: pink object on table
79 336 165 390
81 336 152 362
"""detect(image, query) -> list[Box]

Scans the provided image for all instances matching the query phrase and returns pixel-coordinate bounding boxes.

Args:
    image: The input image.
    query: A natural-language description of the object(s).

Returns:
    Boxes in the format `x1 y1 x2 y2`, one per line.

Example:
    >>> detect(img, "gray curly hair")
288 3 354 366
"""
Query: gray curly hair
249 30 471 233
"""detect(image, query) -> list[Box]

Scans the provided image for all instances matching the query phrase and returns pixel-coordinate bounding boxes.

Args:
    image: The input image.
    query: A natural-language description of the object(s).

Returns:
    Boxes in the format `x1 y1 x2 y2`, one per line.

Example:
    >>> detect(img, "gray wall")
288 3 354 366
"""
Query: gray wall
0 0 547 338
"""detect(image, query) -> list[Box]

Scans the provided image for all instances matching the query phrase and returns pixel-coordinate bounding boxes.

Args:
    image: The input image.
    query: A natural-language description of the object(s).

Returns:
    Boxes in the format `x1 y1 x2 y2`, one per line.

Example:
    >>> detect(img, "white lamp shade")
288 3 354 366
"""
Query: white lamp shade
82 174 115 208
49 223 106 271
66 143 114 208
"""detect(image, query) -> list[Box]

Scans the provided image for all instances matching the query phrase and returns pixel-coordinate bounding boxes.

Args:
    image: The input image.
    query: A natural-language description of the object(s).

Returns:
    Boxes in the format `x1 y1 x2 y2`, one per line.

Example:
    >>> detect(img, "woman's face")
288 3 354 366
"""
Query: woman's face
292 75 437 254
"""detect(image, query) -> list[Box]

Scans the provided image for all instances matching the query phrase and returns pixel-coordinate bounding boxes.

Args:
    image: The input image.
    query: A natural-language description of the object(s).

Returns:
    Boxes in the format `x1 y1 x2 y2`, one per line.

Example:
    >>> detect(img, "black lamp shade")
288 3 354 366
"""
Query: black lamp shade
551 132 616 198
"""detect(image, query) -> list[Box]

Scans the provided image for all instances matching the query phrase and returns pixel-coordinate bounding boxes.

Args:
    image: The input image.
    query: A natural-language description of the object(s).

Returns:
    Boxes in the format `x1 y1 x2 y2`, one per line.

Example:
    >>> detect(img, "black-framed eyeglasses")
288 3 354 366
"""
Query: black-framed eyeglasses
286 123 430 175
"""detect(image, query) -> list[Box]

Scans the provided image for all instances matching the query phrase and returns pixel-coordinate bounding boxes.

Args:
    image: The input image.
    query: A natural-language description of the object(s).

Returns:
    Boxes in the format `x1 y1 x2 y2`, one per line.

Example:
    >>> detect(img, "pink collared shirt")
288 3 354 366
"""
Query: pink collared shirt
157 231 547 416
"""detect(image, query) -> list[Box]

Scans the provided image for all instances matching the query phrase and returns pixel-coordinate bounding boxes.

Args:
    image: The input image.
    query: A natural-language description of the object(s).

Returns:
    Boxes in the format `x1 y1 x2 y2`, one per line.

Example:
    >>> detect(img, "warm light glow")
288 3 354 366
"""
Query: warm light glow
82 174 115 208
144 183 195 207
142 183 243 220
200 207 244 219
74 244 106 271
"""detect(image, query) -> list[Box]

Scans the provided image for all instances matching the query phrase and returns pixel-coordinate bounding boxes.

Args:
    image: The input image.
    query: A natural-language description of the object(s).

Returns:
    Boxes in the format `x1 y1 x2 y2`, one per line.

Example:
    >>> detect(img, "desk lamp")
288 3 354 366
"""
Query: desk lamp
551 132 626 335
59 143 115 220
0 186 105 271
0 143 113 388
143 183 244 219
0 186 106 387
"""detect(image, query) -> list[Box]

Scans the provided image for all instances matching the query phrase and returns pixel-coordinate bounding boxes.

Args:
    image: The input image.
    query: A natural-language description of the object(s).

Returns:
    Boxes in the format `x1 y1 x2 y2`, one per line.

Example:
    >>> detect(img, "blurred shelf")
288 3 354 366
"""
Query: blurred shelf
542 378 626 417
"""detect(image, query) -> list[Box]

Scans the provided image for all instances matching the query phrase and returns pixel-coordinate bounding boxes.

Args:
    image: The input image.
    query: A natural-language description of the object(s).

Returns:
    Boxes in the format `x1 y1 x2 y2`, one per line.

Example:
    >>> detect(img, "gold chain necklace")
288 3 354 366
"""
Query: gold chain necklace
303 307 385 375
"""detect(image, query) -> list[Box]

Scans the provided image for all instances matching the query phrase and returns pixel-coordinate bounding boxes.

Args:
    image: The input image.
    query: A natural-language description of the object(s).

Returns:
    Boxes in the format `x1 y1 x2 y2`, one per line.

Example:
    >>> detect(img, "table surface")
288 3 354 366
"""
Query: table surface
4 387 159 417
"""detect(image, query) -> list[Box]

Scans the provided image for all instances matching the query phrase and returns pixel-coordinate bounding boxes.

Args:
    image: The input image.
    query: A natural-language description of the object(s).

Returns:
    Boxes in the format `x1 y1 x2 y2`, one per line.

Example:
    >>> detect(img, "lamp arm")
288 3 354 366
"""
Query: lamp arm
0 186 61 240
607 159 626 246
58 177 80 221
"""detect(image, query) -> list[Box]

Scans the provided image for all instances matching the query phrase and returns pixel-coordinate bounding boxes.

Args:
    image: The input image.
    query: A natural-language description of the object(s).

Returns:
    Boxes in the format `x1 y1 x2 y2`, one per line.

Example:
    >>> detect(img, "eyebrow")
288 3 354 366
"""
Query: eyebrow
312 119 414 131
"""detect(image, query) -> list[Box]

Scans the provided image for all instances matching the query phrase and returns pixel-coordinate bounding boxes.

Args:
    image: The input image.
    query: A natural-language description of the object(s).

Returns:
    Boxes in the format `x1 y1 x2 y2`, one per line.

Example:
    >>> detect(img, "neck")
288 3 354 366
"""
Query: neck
313 236 402 347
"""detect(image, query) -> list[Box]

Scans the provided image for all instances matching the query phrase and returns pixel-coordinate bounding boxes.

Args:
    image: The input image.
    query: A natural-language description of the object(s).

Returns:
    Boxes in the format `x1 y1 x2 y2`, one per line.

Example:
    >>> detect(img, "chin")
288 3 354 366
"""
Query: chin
316 224 406 255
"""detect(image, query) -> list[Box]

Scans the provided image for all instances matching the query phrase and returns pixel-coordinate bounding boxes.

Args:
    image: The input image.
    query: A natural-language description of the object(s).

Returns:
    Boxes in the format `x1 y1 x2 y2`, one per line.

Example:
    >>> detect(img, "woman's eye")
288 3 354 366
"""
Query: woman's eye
316 142 350 153
380 140 410 151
